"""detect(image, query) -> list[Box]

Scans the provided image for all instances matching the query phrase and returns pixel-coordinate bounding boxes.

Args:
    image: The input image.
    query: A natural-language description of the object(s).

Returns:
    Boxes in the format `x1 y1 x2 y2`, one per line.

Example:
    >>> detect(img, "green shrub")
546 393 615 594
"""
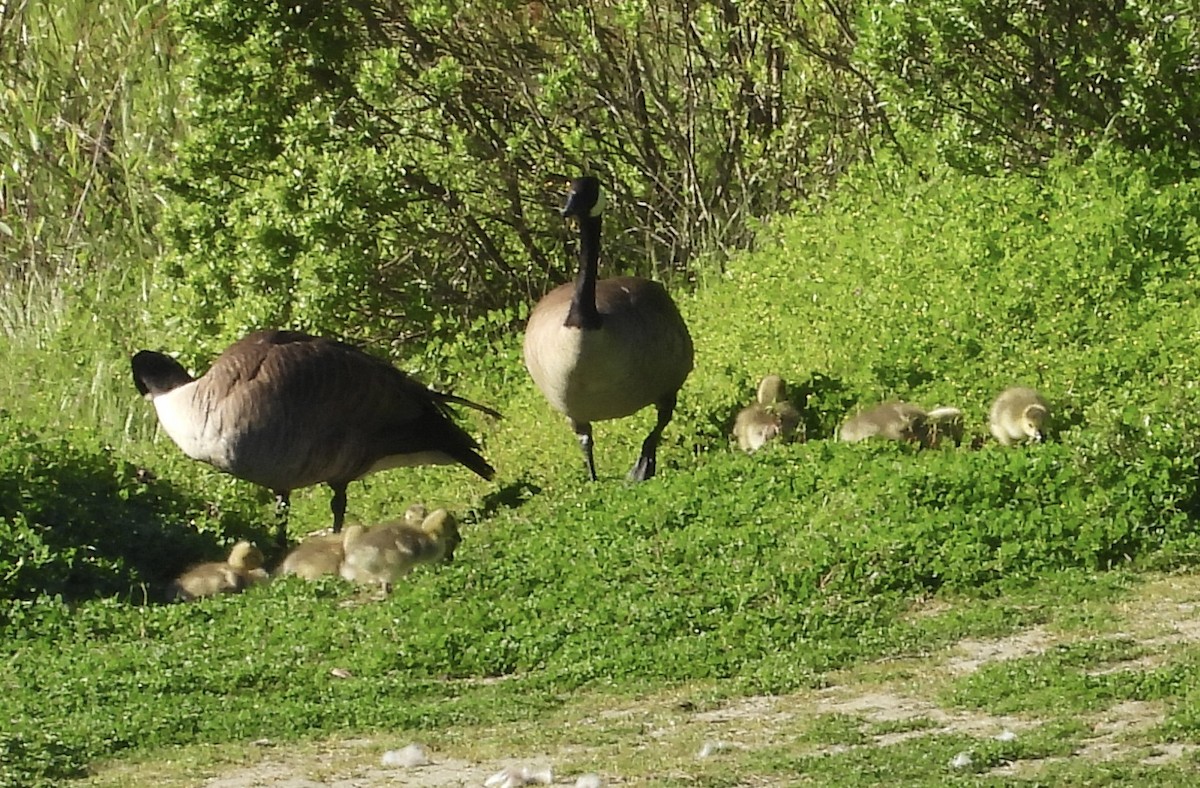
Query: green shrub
157 0 882 356
0 411 266 610
857 0 1200 171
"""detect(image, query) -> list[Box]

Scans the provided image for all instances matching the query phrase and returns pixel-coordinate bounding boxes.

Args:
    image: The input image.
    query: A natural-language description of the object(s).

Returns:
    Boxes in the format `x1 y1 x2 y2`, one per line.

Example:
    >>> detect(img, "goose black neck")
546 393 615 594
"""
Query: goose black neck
565 213 603 330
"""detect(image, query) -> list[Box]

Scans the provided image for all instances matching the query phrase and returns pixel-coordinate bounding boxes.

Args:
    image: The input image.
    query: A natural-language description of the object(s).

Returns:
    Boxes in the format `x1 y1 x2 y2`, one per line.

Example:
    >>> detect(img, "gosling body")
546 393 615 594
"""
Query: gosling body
340 508 461 595
839 401 963 448
989 386 1050 446
276 532 345 580
733 375 803 453
169 541 267 602
277 503 432 581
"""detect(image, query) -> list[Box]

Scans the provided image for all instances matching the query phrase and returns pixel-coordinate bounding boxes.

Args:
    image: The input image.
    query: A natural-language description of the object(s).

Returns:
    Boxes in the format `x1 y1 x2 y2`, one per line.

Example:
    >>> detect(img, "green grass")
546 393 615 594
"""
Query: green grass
5 16 1200 780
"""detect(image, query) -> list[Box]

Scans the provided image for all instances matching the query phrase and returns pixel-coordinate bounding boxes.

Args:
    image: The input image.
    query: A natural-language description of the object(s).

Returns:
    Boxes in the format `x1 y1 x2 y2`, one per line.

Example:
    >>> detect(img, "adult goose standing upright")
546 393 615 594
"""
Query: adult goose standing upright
131 330 499 546
523 176 694 481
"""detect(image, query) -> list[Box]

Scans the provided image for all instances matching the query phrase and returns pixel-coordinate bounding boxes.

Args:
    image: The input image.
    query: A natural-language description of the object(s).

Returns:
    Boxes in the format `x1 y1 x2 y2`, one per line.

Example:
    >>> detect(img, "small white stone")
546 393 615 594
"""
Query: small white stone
994 729 1017 742
574 774 604 788
950 751 974 769
381 743 430 768
484 765 554 788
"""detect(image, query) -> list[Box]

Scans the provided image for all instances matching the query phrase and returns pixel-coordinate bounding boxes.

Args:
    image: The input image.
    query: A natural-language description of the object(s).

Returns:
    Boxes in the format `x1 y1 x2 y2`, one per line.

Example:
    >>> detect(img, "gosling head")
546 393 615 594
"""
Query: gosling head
756 375 787 406
227 541 264 572
421 509 462 564
402 503 428 528
1022 404 1049 442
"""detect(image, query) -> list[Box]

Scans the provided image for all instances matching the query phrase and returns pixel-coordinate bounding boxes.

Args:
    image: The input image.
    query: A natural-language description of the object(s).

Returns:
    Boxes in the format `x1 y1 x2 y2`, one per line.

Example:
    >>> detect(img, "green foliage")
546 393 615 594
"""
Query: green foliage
0 0 180 282
158 0 879 354
949 636 1192 716
0 411 265 610
0 728 88 787
857 0 1200 171
687 146 1200 443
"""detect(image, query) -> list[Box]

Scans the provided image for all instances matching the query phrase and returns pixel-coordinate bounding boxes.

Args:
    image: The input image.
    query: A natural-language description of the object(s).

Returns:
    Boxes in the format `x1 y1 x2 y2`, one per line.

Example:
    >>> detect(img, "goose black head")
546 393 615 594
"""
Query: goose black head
561 176 604 219
131 350 194 398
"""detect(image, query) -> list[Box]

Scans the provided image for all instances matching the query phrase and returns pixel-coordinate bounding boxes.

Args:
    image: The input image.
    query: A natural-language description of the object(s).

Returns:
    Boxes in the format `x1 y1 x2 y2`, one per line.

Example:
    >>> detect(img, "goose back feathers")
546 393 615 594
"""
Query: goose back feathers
132 330 498 539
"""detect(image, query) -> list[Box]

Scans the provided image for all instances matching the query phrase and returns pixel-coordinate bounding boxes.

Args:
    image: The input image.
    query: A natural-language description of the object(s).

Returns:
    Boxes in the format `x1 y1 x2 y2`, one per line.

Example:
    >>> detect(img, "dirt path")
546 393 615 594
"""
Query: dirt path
85 573 1200 787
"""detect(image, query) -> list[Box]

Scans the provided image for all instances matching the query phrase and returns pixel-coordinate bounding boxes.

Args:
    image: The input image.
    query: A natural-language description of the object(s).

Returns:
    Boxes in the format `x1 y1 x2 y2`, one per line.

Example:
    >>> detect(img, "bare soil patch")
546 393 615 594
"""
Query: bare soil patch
84 573 1200 787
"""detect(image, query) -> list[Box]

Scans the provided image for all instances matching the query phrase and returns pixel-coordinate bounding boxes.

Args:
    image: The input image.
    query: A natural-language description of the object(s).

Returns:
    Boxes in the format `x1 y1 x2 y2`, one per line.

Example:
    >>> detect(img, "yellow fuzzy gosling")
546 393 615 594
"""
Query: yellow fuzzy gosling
276 532 345 581
989 386 1050 446
169 541 267 602
839 401 963 448
733 374 804 453
278 504 431 581
340 509 461 597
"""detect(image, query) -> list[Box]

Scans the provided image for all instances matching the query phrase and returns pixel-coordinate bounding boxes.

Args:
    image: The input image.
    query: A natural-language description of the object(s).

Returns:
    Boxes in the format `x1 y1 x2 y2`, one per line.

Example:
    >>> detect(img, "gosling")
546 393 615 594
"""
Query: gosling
169 540 268 601
733 375 803 453
277 504 430 581
989 386 1050 446
340 508 461 596
275 532 345 581
839 401 963 448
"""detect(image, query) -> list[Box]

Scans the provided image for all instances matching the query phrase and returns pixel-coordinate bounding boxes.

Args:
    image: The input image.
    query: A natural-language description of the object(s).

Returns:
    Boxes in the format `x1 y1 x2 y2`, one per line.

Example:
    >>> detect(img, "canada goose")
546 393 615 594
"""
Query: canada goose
131 330 499 546
169 540 268 601
523 176 694 481
838 401 963 447
732 374 804 453
340 508 461 596
989 386 1050 446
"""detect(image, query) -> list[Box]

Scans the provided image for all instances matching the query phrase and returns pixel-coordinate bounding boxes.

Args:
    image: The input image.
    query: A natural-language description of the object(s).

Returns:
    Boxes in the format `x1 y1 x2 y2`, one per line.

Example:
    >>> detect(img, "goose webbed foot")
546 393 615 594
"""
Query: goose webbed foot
572 420 598 482
273 491 291 549
626 454 656 482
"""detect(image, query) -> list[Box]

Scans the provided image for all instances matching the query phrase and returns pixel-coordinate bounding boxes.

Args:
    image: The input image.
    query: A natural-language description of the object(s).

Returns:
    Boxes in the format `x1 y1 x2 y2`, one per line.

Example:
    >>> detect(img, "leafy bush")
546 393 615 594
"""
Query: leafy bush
157 0 883 355
0 411 266 610
856 0 1200 171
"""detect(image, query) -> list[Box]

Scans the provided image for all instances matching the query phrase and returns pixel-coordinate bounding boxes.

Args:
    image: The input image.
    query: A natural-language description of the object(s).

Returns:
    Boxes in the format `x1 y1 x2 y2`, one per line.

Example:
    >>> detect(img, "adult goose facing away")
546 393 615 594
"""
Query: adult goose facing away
523 176 694 481
131 330 499 546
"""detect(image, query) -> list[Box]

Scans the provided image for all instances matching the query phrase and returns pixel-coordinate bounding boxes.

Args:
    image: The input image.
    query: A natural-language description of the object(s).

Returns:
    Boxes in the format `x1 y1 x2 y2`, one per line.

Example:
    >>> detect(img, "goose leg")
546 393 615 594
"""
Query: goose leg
330 482 349 533
627 393 677 482
273 491 291 549
571 420 598 481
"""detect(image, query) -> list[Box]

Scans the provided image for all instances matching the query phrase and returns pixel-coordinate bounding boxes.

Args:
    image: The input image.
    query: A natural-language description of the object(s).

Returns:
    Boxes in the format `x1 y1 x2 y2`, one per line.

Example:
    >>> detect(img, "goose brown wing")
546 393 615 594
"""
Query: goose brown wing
200 331 493 488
